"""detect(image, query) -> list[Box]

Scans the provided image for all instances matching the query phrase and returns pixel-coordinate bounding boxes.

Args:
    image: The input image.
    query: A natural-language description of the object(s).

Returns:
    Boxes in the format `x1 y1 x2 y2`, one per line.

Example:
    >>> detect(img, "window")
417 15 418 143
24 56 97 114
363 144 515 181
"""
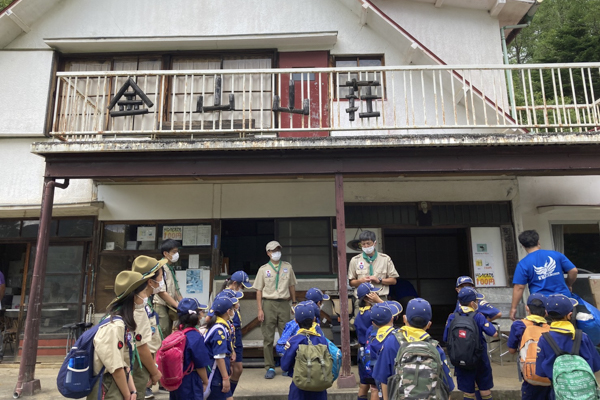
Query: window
552 223 600 273
332 55 384 100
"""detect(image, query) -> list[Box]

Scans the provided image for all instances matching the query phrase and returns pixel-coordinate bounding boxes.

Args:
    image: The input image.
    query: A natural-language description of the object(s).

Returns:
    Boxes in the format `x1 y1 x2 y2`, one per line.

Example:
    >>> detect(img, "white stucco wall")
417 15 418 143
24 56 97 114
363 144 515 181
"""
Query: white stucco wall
0 51 54 135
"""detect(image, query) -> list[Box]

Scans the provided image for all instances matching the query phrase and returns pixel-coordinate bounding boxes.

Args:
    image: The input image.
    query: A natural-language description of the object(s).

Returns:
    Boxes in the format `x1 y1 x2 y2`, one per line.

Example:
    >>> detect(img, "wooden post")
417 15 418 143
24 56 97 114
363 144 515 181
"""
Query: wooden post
335 174 356 388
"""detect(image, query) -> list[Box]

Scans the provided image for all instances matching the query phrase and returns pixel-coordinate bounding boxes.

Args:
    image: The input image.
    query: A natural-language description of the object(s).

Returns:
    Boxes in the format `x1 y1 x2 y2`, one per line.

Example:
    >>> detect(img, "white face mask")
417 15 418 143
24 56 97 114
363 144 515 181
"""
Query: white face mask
158 280 166 290
170 252 180 263
271 251 282 262
362 245 375 255
151 281 160 295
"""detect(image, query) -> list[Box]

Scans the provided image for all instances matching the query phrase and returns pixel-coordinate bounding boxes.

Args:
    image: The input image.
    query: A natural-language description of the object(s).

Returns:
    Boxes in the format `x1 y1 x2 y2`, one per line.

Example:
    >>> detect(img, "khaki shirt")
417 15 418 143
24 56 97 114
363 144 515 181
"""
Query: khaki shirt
93 318 132 375
133 307 153 349
253 261 297 299
348 253 399 296
153 264 180 307
147 304 162 353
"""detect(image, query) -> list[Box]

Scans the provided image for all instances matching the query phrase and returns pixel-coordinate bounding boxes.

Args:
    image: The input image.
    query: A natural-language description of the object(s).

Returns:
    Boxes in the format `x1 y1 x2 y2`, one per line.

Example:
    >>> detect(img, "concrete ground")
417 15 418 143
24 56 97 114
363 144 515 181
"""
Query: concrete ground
0 360 524 400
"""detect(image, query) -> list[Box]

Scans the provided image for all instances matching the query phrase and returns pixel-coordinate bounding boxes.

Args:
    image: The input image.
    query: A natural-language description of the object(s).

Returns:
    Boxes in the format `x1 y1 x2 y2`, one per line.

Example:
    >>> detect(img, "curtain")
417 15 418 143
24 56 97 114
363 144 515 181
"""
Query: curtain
552 224 564 253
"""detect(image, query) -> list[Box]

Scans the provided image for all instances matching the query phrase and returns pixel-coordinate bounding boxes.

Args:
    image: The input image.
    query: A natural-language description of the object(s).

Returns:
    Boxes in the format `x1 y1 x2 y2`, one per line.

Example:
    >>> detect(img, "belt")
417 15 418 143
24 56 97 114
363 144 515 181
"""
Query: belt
263 298 289 302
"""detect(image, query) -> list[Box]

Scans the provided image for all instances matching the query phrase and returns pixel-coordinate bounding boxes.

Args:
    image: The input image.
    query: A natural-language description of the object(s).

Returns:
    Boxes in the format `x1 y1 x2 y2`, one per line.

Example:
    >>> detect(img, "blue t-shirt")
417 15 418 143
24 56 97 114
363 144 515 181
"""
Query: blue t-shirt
454 299 500 321
205 322 232 387
513 250 575 297
536 330 600 379
170 329 211 400
355 307 373 346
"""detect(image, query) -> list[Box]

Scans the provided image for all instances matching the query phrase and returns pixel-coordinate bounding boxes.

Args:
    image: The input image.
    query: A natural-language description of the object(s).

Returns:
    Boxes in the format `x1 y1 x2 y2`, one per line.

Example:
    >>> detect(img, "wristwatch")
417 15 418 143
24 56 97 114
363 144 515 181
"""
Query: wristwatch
378 277 383 284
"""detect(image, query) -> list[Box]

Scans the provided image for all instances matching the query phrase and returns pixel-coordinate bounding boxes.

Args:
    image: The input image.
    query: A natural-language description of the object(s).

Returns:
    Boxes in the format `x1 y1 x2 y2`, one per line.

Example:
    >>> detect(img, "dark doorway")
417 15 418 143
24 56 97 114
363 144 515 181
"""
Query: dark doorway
384 228 471 341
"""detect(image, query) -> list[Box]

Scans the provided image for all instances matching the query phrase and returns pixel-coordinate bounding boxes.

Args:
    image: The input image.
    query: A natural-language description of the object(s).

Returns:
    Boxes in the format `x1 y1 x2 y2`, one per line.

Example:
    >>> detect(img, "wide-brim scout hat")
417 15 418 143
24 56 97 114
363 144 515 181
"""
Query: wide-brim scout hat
131 255 168 278
107 270 152 309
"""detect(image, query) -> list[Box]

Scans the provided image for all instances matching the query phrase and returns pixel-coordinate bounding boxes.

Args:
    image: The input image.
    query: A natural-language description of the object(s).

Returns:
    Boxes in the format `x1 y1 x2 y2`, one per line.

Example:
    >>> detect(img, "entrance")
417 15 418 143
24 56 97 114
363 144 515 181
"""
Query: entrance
384 228 471 340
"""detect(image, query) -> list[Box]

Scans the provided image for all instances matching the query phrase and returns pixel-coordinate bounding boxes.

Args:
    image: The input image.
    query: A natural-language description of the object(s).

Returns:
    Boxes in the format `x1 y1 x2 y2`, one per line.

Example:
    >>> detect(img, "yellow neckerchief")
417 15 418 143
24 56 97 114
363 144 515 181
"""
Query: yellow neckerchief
525 315 548 325
400 326 431 342
359 305 372 315
550 320 576 339
460 306 476 314
236 309 242 326
297 325 321 336
215 317 232 335
311 321 319 331
376 325 395 342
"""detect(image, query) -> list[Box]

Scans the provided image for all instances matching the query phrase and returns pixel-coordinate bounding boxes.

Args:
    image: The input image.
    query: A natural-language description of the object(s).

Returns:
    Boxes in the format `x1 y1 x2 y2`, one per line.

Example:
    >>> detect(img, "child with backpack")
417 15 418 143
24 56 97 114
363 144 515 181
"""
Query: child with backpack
281 301 332 400
214 289 243 393
355 282 384 400
374 298 454 400
367 302 400 399
506 293 551 399
536 294 600 399
444 287 497 400
454 276 502 322
204 296 236 400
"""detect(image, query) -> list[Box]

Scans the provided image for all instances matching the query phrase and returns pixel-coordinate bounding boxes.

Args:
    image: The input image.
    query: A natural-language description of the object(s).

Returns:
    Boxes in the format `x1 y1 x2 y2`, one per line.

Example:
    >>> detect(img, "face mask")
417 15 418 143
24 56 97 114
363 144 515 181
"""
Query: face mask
271 251 281 262
362 245 375 254
170 252 180 263
199 316 207 326
151 281 160 295
158 280 166 290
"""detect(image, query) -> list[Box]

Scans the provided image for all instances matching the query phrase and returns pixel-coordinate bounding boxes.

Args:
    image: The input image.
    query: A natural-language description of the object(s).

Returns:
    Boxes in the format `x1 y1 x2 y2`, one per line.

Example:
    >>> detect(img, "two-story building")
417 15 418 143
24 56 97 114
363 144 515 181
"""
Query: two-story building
2 0 600 384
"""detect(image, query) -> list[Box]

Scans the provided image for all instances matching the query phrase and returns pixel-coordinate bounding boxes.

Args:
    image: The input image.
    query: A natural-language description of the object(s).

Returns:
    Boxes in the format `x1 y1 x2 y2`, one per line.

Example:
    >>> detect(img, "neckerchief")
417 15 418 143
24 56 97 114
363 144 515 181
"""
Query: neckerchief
460 306 476 314
297 326 321 336
162 259 181 297
362 250 378 276
216 317 232 335
550 320 576 339
400 326 431 342
268 261 282 290
525 315 548 325
376 325 395 342
359 305 372 315
236 309 242 326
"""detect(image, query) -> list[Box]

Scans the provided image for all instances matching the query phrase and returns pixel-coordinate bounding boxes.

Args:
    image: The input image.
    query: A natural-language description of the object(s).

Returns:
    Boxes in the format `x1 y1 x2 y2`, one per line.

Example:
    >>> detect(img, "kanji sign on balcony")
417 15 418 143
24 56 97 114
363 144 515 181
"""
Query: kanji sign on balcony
108 78 154 117
342 78 380 120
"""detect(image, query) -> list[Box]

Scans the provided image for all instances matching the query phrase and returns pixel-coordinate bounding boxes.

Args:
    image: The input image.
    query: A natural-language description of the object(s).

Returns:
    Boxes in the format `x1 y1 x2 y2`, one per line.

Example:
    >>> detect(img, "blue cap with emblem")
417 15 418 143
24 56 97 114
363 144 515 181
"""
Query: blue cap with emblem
177 297 208 316
306 287 330 303
357 282 381 299
231 271 252 289
208 297 236 316
527 292 547 306
456 276 474 287
216 288 242 301
406 298 432 325
545 294 578 316
384 301 403 316
371 303 393 326
458 287 478 304
294 301 315 323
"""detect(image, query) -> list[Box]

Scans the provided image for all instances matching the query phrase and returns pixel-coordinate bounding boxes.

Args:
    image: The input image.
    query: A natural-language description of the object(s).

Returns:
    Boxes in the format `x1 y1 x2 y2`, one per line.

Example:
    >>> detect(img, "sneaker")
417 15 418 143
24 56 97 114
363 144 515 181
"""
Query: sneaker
145 387 154 399
282 370 290 377
264 368 276 379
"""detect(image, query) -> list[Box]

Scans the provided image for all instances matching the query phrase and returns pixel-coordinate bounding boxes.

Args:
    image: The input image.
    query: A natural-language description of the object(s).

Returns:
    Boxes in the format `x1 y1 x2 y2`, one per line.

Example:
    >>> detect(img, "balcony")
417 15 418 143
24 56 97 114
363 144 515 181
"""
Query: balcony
48 63 600 144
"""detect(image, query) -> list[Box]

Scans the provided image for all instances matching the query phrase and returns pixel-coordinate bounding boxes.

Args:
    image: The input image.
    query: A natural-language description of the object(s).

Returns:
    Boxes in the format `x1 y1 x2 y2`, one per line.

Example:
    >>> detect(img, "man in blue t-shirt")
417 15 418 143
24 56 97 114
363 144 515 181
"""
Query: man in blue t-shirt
510 230 578 320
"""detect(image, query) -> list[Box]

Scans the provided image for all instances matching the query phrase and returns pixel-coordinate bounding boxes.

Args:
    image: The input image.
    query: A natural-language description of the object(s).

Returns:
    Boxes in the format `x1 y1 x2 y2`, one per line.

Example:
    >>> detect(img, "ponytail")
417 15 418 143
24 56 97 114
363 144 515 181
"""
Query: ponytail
220 278 231 292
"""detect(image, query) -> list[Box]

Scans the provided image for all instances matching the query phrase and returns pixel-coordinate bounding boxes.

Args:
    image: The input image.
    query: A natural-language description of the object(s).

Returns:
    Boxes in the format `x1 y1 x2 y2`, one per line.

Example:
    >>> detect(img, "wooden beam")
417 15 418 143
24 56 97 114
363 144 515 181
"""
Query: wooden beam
360 2 370 26
490 0 506 17
241 317 261 336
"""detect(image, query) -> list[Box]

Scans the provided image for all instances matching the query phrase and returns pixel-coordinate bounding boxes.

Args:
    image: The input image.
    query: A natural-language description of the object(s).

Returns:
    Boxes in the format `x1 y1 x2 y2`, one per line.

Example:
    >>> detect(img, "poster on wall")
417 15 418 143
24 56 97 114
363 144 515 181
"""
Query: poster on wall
182 225 212 246
470 227 507 287
136 226 156 241
186 269 203 294
163 226 183 241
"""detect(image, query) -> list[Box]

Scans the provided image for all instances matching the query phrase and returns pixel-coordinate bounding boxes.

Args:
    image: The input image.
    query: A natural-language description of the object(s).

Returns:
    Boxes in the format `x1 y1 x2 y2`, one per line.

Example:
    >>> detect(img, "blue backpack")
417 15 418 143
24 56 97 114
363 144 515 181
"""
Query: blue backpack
276 320 299 355
326 338 342 381
358 329 376 384
57 317 129 399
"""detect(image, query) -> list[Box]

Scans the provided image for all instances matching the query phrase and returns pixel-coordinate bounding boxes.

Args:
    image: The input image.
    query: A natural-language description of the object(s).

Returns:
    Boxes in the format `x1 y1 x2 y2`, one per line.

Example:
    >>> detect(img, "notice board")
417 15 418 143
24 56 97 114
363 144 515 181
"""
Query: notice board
470 227 507 287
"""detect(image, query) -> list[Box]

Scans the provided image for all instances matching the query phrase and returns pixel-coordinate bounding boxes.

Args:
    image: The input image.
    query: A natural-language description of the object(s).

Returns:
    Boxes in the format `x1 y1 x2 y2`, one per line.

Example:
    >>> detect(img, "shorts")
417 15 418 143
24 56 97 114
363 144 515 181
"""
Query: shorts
234 331 243 362
455 359 494 393
521 381 554 400
207 384 232 400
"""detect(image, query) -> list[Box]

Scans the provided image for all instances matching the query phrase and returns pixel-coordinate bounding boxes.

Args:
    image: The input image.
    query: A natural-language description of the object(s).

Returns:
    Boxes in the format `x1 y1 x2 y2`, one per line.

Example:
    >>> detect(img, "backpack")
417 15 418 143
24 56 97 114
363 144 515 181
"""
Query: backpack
292 334 334 392
276 319 299 355
57 317 128 399
387 331 450 400
542 330 600 400
446 312 482 370
156 327 197 391
326 338 342 382
358 329 376 384
518 319 551 386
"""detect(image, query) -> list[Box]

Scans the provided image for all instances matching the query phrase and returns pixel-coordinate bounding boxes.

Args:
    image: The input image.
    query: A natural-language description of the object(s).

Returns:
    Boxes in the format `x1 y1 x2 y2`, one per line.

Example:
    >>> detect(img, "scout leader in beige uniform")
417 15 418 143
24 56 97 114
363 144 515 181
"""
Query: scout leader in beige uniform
88 271 152 400
348 230 399 300
153 239 183 337
253 240 297 379
130 256 166 398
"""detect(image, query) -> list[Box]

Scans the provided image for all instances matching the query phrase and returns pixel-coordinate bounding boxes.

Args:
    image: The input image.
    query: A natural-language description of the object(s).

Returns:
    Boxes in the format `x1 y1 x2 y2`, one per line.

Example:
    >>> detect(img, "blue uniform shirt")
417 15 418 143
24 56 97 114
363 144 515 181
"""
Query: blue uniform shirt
507 319 527 350
281 331 329 400
170 329 211 400
536 329 600 379
355 306 373 346
454 299 500 321
205 321 232 387
444 308 497 351
513 250 575 297
373 327 454 392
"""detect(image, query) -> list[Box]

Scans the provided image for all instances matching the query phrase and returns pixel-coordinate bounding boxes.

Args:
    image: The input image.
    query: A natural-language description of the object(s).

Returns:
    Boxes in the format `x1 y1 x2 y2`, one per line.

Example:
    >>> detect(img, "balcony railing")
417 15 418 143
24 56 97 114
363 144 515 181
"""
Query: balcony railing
50 63 600 140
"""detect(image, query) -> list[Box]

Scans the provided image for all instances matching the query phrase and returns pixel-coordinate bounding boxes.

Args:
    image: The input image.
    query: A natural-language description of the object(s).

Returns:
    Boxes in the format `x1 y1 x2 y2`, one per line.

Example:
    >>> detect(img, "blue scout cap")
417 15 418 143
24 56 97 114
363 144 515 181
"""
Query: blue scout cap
217 288 243 300
306 287 330 303
527 293 547 306
177 297 208 316
384 301 403 316
406 298 432 324
458 287 478 304
546 294 578 316
371 303 394 326
294 301 315 323
357 282 381 299
231 271 252 289
456 276 474 287
208 297 236 316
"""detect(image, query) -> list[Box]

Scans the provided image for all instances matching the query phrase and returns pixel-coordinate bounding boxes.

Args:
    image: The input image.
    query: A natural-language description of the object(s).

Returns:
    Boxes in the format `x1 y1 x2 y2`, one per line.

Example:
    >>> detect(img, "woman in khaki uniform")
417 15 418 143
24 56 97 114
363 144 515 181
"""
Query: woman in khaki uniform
88 270 152 400
131 256 167 399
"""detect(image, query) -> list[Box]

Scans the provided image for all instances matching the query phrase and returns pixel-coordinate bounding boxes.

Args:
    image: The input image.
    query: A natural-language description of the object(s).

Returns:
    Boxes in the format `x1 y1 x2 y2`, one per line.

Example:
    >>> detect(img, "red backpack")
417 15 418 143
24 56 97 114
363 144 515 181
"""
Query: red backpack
156 327 197 391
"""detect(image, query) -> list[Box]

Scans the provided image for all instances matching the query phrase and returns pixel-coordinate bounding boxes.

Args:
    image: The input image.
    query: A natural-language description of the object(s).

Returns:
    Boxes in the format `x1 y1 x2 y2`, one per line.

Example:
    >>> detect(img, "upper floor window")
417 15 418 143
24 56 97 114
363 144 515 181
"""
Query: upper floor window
332 55 384 100
552 223 600 273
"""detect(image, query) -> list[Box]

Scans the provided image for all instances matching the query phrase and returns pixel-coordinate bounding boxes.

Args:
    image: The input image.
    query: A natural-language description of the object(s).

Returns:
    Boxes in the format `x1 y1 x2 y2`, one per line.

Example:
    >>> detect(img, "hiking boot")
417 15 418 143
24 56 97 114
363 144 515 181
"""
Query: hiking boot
265 368 276 379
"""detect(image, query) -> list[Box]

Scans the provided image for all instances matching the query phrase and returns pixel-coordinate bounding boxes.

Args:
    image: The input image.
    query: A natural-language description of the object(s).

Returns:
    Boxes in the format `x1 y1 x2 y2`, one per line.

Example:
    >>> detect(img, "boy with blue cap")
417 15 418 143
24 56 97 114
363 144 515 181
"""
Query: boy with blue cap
281 302 330 400
204 297 236 400
455 276 502 322
355 282 383 400
305 288 330 323
214 290 242 394
368 302 401 399
444 287 497 400
536 294 600 383
507 293 551 399
375 298 454 400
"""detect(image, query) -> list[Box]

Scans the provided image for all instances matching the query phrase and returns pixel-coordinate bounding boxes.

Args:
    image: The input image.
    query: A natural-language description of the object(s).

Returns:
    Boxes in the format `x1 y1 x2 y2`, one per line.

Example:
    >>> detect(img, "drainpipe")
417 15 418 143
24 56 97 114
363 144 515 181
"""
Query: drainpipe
14 178 70 398
501 23 530 119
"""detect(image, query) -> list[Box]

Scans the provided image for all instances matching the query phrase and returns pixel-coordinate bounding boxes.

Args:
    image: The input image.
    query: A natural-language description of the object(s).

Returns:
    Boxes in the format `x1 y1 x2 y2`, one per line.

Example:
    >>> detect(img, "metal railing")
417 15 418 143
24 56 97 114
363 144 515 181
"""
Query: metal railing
50 63 600 140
